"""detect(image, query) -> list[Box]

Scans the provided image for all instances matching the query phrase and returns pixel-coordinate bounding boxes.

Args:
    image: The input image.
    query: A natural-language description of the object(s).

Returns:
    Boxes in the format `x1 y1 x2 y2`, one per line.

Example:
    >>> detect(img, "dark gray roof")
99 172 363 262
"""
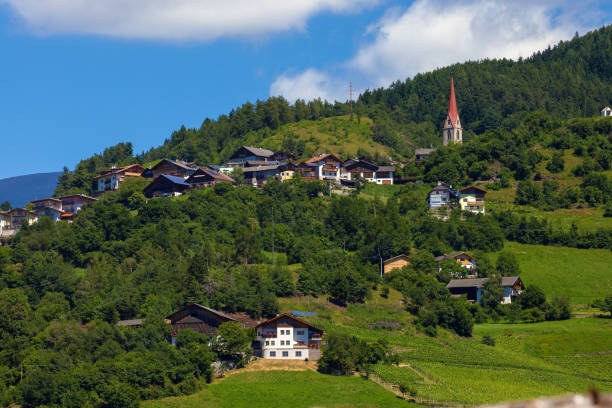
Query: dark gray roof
377 165 396 172
434 252 475 262
166 303 236 322
415 148 435 155
242 165 281 173
117 318 144 327
242 146 274 158
447 276 521 289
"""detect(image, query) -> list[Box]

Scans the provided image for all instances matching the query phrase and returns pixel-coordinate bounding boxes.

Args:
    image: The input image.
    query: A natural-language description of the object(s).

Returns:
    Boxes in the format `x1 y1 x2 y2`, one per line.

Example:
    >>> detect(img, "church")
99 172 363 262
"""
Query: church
442 75 463 145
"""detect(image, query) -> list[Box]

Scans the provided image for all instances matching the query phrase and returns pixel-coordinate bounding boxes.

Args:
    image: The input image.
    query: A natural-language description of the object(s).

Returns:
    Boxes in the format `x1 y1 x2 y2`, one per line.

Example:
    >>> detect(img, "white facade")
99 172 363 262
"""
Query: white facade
98 174 121 192
256 315 323 360
601 107 612 117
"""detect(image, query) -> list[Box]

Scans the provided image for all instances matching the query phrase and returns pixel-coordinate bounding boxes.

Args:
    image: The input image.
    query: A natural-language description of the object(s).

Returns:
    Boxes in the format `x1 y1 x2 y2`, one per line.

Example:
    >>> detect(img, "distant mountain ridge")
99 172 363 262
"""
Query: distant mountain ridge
0 172 62 207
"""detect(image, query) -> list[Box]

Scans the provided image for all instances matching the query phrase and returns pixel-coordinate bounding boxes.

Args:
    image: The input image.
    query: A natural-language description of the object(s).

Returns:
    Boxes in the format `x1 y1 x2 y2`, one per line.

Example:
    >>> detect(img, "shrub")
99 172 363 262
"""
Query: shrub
520 307 545 323
482 335 495 346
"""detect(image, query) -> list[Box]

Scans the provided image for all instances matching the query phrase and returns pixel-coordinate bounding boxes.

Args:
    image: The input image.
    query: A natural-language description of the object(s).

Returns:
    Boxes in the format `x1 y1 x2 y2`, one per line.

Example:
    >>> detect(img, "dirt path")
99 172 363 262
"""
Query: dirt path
396 363 438 384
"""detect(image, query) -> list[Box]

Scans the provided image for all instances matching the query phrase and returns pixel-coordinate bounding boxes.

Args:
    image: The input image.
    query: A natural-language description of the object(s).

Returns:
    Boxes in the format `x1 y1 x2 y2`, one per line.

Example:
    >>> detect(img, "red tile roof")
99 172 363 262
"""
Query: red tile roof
448 75 459 124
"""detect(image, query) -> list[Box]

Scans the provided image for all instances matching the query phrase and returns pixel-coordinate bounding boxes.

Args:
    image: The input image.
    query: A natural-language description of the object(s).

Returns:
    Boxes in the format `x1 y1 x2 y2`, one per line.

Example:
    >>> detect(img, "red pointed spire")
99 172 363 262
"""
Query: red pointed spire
447 74 458 125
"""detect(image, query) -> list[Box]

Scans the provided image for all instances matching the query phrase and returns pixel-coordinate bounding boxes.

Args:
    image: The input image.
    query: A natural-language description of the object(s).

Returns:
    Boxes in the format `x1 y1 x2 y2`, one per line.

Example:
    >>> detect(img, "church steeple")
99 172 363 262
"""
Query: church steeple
442 74 462 145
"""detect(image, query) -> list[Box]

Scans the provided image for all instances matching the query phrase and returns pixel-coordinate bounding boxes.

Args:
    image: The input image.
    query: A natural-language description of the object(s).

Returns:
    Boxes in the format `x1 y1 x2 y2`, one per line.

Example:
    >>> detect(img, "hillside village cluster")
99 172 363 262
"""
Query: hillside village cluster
1 77 527 360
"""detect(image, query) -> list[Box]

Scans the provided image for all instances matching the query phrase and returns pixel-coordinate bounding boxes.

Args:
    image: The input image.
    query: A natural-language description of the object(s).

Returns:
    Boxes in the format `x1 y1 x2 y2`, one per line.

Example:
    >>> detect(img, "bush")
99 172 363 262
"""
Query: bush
520 307 545 323
482 335 495 346
546 296 571 321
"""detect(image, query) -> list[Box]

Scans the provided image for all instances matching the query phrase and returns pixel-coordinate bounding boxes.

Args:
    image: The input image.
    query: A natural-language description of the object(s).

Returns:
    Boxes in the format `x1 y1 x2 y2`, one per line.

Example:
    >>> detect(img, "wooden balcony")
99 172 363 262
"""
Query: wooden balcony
322 166 338 173
260 333 277 338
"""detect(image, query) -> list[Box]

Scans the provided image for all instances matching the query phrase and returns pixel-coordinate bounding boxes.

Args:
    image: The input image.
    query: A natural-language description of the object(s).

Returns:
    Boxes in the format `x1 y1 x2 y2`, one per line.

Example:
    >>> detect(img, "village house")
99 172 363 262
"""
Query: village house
56 194 97 214
28 198 65 222
185 168 235 188
383 254 410 274
227 146 275 167
427 183 458 210
277 162 296 182
143 174 191 198
459 186 487 214
294 162 318 181
414 148 435 163
2 208 38 231
117 303 248 345
447 276 524 304
242 164 283 187
304 153 343 183
254 313 323 361
0 212 10 235
95 164 146 192
601 106 612 117
148 159 199 179
341 159 395 185
435 252 478 275
166 303 240 345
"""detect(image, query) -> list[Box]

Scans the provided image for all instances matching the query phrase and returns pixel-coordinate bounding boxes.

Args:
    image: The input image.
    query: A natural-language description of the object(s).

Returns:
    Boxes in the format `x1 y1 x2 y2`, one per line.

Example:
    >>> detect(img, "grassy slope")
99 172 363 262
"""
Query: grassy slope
498 242 612 305
143 370 415 408
246 115 399 162
144 289 612 407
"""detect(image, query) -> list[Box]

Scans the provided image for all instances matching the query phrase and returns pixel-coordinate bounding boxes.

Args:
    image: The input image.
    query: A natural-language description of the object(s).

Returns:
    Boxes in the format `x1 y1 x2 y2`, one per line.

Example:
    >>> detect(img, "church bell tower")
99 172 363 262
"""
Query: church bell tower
442 75 462 145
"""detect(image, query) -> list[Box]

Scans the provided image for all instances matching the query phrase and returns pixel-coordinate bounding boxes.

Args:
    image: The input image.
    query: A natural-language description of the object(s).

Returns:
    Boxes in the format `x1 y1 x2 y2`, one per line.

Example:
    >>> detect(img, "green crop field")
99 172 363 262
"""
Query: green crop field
496 242 612 305
142 370 416 408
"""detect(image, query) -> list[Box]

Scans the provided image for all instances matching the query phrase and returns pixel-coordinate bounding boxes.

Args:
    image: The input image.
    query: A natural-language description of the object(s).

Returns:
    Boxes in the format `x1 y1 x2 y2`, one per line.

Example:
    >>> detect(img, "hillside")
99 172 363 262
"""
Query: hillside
0 171 61 207
54 26 612 195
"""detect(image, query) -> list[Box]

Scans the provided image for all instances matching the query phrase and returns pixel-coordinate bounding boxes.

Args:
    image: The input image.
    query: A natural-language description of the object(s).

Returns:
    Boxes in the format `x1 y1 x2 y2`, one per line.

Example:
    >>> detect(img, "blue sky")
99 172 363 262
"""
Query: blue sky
0 0 610 179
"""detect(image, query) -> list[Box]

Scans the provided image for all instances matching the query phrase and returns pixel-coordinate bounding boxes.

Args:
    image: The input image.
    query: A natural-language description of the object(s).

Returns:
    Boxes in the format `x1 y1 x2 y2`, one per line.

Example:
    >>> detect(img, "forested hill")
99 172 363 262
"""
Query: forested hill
54 25 612 195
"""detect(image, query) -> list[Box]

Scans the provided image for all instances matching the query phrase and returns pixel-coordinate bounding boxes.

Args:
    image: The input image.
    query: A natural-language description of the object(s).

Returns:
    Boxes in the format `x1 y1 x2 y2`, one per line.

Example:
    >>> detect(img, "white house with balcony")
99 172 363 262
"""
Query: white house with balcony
304 153 343 183
255 313 323 360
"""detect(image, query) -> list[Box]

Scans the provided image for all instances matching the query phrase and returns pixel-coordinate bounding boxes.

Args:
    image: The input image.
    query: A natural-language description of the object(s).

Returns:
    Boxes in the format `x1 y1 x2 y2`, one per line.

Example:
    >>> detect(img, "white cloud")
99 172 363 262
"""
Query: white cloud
350 0 580 86
271 0 600 101
0 0 376 41
270 69 347 103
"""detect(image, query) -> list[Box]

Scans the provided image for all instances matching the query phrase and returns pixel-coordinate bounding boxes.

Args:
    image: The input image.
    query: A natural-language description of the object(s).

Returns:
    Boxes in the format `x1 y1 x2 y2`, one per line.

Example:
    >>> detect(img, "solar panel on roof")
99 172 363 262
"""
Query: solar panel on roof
290 311 317 317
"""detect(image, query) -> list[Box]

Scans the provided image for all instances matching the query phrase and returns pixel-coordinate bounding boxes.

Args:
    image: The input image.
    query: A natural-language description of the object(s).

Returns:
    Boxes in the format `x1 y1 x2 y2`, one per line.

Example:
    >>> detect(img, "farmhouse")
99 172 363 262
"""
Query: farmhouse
305 153 343 183
227 146 275 166
459 186 487 214
242 164 283 187
185 168 235 188
166 303 239 345
414 148 435 163
435 252 478 273
56 194 97 214
2 208 38 230
255 313 324 360
95 164 146 192
143 174 191 198
149 159 198 179
341 159 395 185
427 183 458 210
383 254 410 274
447 276 524 304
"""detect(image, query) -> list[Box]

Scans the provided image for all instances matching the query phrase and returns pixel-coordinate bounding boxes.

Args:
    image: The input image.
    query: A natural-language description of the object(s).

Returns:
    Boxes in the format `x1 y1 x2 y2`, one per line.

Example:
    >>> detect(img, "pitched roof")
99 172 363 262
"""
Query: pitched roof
447 276 522 289
29 198 62 204
160 174 190 185
447 75 459 124
255 313 324 333
242 165 282 173
434 252 477 263
56 194 97 202
95 164 146 179
459 185 487 194
415 148 435 155
151 159 198 172
383 254 410 265
166 303 236 322
376 165 396 172
305 153 342 164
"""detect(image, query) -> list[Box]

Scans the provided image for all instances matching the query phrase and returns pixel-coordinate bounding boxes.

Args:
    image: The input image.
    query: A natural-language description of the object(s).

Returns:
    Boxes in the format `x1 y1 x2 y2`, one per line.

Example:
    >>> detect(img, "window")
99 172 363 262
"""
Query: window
286 330 291 335
295 351 302 357
265 341 269 346
297 330 304 335
280 340 284 345
282 351 289 357
271 341 275 346
280 330 284 335
270 351 276 357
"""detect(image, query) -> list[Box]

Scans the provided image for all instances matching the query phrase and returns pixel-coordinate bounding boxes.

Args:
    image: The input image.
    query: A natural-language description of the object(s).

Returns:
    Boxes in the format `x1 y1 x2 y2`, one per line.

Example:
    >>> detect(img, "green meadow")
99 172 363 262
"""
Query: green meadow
142 370 415 408
498 242 612 305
